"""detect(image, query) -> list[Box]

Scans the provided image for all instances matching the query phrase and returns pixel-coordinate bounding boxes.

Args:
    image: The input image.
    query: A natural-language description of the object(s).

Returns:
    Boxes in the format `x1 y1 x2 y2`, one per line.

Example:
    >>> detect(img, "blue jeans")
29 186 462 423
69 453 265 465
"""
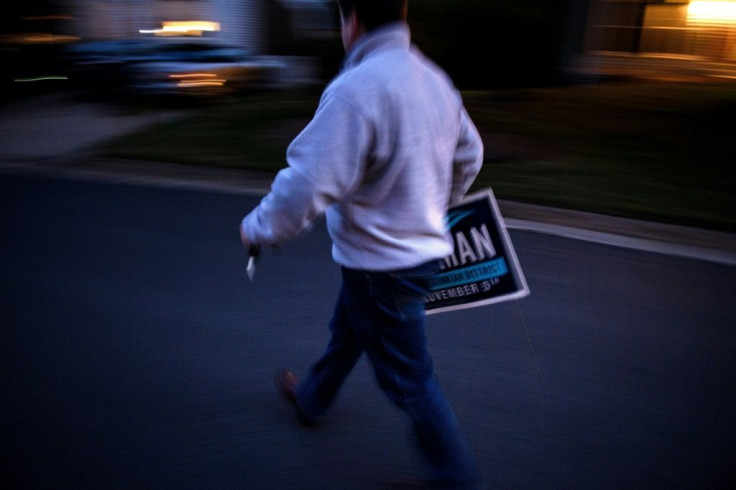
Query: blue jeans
295 260 480 485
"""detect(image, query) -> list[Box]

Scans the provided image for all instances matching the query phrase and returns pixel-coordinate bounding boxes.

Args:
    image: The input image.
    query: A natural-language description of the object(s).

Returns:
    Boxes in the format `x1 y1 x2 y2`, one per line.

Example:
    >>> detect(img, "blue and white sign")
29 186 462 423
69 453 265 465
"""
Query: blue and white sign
426 189 530 314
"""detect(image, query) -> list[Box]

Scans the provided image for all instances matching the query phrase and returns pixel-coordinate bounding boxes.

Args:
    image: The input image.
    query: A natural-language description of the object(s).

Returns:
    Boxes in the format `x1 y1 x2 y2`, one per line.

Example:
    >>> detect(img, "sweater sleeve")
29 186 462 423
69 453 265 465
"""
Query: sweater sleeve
449 106 484 205
241 92 371 246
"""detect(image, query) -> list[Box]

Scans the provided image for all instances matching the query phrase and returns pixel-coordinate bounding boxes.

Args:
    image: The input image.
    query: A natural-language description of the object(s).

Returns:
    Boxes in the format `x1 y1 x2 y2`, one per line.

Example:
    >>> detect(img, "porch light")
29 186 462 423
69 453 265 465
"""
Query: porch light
688 1 736 26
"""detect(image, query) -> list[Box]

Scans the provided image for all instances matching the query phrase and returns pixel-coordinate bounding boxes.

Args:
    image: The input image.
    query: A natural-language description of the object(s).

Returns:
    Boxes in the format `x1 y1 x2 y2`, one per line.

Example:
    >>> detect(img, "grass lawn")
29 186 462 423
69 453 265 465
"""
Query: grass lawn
97 80 736 232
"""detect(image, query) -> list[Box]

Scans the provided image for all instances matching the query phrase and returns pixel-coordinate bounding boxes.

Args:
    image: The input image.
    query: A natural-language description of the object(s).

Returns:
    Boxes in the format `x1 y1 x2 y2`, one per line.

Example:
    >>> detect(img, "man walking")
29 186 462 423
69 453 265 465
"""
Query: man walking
240 0 484 487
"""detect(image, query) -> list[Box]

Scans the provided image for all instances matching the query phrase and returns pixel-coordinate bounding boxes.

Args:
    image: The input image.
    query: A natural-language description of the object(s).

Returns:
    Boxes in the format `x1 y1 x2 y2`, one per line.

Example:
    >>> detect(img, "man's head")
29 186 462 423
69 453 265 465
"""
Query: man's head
337 0 408 31
337 0 408 51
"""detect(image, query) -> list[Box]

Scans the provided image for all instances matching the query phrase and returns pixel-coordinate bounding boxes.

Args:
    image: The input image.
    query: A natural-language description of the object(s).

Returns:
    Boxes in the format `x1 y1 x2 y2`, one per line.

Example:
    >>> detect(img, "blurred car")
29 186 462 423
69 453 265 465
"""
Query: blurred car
65 39 285 101
124 41 285 99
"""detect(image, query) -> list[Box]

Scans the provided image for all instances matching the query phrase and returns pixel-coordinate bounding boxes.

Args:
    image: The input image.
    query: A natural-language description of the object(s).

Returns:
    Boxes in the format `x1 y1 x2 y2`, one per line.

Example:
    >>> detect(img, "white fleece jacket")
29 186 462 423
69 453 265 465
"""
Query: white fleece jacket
241 23 483 271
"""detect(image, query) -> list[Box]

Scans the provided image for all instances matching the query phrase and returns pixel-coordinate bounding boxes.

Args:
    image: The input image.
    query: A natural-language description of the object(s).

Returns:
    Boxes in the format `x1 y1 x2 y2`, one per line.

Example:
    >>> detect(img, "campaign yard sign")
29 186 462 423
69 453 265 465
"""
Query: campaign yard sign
425 189 529 314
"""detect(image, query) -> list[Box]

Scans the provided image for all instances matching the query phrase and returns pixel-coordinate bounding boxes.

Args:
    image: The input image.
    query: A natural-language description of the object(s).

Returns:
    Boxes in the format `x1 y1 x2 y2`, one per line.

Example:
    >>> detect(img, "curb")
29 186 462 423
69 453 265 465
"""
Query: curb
2 156 735 266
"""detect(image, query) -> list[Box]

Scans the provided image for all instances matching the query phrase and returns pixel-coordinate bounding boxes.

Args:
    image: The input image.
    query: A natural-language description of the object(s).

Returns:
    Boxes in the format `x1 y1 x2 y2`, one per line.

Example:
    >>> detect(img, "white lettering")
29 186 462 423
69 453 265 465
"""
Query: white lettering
425 283 481 303
471 224 496 260
455 232 477 265
445 225 497 267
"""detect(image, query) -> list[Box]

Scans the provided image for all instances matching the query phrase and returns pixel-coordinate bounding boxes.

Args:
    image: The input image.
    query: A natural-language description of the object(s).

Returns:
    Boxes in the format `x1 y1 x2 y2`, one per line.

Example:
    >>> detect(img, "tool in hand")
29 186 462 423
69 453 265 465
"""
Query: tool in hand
247 244 260 281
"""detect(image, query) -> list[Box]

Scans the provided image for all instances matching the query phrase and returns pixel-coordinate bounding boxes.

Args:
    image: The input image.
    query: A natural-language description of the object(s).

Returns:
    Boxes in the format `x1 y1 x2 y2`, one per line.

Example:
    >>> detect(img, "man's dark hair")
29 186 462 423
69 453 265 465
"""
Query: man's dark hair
337 0 407 31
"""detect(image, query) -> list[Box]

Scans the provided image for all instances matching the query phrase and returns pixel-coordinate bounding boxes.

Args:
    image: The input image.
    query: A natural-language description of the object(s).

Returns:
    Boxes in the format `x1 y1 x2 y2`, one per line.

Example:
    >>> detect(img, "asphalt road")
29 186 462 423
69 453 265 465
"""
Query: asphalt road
2 172 735 489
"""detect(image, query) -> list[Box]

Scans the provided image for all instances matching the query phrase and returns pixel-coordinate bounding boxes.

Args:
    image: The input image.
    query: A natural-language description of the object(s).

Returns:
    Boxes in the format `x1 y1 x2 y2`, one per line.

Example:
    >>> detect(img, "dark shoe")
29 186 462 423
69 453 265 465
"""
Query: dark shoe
276 370 320 427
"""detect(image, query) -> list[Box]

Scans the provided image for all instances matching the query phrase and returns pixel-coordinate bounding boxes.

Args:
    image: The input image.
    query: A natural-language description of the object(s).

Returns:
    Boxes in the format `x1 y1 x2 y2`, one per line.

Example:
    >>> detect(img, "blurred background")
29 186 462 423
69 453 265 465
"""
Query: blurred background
1 0 734 230
2 0 735 96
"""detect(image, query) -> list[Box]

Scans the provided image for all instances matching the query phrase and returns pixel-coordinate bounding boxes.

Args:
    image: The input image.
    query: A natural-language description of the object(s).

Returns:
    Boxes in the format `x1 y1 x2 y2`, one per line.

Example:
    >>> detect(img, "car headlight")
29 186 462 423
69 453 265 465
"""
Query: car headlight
169 73 226 87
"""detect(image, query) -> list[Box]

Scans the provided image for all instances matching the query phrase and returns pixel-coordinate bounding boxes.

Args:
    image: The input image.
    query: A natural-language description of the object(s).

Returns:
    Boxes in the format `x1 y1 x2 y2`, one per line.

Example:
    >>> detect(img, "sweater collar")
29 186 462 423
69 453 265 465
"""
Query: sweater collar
343 22 411 70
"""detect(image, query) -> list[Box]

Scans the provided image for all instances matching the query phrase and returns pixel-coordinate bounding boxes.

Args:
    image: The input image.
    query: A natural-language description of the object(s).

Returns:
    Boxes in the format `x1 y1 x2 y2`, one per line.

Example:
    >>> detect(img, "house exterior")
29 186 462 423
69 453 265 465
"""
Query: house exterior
576 0 736 80
10 1 732 88
66 0 267 52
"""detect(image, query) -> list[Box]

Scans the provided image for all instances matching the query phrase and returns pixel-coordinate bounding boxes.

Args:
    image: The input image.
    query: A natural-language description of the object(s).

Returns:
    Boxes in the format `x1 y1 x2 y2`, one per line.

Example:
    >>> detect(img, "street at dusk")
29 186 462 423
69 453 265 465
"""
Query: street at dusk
2 172 735 489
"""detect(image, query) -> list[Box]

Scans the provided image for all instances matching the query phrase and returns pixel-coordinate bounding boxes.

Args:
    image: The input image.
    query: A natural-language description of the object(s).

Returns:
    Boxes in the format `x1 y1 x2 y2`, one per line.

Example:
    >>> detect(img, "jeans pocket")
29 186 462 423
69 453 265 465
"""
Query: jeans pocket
386 260 441 320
